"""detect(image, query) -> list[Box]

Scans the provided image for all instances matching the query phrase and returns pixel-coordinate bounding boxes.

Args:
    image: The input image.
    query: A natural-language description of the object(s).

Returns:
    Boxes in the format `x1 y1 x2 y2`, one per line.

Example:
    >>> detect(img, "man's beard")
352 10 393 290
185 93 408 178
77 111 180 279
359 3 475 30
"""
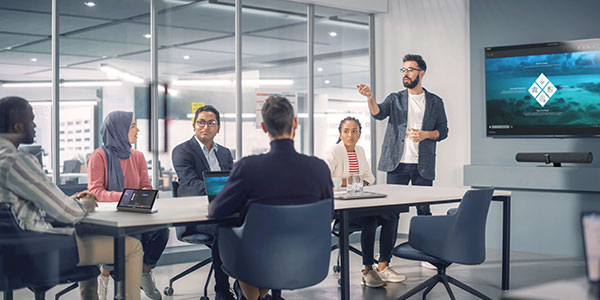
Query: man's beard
403 74 420 89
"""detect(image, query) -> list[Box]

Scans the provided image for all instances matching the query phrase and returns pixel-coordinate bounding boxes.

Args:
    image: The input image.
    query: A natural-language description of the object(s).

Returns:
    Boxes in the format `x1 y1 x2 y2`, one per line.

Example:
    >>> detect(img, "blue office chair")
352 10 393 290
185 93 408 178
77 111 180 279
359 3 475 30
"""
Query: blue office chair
219 199 333 299
164 181 214 300
330 222 377 275
0 203 100 300
392 188 495 300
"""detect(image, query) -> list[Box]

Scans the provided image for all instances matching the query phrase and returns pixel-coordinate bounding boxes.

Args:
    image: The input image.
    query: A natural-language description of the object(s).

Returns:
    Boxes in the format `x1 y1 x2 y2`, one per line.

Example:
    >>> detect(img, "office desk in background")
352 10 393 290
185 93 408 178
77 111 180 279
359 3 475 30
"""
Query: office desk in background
334 185 512 300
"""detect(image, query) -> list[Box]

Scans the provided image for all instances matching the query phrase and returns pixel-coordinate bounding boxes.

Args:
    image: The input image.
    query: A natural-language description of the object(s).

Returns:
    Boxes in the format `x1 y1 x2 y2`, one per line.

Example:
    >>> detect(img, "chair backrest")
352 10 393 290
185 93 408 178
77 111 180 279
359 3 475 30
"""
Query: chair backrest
411 188 494 265
219 199 333 290
62 160 81 173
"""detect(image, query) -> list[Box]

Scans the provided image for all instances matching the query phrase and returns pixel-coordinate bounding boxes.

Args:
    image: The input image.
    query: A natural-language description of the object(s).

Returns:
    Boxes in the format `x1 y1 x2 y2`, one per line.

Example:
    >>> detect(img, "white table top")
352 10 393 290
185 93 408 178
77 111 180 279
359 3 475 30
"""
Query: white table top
81 185 510 228
334 184 511 210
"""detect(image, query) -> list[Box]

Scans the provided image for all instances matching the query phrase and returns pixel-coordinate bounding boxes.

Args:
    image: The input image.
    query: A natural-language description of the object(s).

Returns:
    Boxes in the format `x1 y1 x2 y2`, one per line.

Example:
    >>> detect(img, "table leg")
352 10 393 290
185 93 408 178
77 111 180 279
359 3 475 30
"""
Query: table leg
114 236 126 300
340 210 350 300
502 196 511 290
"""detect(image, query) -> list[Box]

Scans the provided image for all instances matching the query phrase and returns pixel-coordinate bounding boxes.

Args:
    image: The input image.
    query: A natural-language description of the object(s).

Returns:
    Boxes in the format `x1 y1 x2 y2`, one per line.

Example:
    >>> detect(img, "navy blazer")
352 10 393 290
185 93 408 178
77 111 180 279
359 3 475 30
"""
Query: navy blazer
172 137 234 197
208 139 333 221
374 88 448 180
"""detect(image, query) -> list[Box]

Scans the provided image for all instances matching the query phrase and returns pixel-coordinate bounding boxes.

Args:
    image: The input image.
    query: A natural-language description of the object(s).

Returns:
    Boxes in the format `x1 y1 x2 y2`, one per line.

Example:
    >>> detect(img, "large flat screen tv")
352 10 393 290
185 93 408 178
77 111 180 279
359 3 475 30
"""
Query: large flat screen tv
485 38 600 137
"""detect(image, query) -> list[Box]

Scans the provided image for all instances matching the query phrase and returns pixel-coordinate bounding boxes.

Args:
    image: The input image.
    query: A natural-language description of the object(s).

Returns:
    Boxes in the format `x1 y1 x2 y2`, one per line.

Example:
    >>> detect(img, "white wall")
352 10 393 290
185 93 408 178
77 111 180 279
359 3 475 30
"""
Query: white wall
374 0 470 232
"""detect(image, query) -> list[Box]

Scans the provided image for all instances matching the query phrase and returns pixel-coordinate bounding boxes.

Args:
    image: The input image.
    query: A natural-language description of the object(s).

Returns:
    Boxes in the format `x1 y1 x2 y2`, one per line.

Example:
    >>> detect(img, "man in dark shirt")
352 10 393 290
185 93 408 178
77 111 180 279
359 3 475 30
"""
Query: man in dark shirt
208 96 333 300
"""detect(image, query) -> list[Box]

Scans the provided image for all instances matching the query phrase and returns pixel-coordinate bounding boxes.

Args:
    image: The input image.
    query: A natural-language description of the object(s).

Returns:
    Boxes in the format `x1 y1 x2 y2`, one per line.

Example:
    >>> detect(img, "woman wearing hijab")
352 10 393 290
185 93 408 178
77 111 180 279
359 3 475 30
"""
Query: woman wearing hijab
87 111 168 300
325 117 407 288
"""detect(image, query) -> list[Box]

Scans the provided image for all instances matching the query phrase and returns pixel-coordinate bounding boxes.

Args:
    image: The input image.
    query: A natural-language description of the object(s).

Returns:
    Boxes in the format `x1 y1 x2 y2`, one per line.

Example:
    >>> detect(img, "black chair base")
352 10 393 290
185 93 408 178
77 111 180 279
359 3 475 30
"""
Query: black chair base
164 256 213 297
397 268 491 300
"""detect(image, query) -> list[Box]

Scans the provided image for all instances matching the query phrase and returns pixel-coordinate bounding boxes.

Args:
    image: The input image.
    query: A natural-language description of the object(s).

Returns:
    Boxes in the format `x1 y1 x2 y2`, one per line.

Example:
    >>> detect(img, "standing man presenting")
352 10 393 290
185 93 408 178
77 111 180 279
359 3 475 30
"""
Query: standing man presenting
358 54 448 263
172 105 235 300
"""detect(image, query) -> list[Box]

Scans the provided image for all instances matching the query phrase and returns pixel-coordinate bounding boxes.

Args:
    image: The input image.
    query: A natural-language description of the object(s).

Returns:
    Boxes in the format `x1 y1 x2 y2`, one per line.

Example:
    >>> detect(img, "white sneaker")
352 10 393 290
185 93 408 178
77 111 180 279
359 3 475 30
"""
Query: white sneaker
421 261 437 270
141 271 162 300
375 266 407 283
97 274 109 300
361 269 386 288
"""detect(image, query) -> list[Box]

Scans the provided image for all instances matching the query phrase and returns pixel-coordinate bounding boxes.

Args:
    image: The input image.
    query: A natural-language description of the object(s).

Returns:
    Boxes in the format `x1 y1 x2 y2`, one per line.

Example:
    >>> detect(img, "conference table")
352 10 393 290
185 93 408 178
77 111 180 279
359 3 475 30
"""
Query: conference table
79 184 511 300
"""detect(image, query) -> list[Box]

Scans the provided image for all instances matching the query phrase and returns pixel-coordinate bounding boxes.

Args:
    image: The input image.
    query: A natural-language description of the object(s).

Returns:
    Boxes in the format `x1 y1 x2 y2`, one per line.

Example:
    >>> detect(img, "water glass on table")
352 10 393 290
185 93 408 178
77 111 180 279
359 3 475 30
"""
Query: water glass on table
347 174 363 194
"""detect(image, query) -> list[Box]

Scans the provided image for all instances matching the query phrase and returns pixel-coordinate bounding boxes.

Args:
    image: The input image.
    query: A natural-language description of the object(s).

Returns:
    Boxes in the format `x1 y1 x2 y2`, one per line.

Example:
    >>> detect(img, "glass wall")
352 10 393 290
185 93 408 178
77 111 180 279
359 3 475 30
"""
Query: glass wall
0 0 374 191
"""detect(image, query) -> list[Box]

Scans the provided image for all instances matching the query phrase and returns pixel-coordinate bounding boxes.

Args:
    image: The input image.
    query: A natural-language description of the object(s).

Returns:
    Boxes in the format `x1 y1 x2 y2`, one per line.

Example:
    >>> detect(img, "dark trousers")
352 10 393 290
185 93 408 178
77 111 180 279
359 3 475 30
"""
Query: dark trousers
194 224 230 292
137 228 170 268
387 163 433 216
351 213 399 266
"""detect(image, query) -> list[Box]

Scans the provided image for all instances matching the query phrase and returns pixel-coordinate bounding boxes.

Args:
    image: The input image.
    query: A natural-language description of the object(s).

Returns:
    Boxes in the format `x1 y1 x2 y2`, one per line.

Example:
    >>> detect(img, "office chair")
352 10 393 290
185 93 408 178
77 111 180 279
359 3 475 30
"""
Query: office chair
164 181 214 299
0 203 99 300
392 188 495 300
330 221 377 277
219 199 333 300
62 159 82 174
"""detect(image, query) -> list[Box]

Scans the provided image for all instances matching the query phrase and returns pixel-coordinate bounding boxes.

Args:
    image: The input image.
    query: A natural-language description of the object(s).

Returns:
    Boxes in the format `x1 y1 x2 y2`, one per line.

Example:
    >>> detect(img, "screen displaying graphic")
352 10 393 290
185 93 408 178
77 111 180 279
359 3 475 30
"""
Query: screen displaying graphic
485 39 600 136
205 176 229 202
118 189 158 209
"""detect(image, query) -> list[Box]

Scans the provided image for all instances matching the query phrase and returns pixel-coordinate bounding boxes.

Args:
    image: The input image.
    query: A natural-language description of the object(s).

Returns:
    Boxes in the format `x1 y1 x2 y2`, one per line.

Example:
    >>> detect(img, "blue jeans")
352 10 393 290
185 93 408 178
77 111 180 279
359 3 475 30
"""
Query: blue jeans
387 163 433 216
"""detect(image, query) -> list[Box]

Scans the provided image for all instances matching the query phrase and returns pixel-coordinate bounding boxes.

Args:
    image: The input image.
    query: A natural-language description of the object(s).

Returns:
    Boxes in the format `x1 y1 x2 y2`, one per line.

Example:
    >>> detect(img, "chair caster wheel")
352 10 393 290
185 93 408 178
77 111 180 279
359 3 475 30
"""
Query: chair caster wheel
200 296 209 300
332 265 340 273
164 286 174 296
338 278 342 286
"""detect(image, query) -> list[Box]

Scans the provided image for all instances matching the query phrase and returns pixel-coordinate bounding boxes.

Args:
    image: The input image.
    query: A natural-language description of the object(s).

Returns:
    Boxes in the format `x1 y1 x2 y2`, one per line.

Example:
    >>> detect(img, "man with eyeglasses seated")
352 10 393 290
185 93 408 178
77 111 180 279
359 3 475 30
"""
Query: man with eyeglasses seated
357 54 448 270
171 105 235 300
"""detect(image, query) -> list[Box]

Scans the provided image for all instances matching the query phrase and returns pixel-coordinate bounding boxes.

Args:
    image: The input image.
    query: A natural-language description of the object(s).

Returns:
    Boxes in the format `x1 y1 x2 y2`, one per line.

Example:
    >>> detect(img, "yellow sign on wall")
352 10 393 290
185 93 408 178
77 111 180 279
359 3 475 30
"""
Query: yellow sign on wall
191 102 205 114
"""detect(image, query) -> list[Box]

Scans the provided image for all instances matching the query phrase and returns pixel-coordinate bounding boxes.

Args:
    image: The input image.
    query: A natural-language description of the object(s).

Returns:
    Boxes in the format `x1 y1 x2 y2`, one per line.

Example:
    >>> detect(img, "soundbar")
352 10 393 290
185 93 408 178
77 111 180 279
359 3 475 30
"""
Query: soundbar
515 152 593 167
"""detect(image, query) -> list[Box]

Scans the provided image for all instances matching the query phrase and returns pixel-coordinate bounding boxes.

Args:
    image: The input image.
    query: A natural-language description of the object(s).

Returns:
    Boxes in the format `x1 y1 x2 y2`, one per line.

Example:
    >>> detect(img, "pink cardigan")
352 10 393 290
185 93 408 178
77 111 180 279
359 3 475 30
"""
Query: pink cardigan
87 148 153 202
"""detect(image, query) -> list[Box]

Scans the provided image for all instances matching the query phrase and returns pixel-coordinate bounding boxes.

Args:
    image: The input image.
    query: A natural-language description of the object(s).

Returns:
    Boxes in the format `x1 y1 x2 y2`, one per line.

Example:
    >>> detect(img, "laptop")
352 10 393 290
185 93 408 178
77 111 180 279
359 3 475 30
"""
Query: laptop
203 171 230 203
334 191 387 200
581 212 600 283
116 189 159 213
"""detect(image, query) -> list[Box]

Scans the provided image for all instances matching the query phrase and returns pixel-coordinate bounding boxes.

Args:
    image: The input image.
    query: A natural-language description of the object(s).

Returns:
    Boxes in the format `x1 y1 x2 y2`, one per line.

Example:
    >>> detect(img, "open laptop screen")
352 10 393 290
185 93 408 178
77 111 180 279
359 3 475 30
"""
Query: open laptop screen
117 189 158 210
582 212 600 282
203 171 230 203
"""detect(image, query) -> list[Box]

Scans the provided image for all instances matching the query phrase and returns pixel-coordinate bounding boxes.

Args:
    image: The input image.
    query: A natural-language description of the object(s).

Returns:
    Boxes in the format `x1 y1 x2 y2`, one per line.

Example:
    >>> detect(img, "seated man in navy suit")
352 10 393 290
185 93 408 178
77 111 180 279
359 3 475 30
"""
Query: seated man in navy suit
208 96 333 300
172 105 234 300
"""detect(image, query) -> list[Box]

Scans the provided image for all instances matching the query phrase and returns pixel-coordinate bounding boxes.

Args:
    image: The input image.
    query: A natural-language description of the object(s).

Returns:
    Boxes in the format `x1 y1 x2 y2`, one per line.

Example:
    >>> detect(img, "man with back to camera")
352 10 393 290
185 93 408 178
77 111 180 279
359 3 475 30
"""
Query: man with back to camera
357 54 448 269
0 96 144 300
208 96 333 300
171 105 235 300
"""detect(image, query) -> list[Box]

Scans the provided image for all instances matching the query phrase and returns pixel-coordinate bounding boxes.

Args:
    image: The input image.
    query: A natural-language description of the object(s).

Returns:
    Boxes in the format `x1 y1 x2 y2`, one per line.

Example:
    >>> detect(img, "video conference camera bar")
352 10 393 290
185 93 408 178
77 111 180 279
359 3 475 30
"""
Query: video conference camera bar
515 152 593 167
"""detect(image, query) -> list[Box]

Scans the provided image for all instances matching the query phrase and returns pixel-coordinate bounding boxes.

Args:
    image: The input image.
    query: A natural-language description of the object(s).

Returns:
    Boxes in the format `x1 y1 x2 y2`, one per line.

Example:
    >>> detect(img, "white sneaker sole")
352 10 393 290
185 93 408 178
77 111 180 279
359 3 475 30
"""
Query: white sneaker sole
361 277 386 288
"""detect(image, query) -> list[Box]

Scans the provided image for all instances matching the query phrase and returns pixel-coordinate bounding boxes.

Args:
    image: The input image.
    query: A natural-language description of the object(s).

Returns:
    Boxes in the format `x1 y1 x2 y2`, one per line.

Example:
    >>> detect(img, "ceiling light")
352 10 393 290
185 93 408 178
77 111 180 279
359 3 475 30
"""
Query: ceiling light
172 79 293 87
324 80 330 84
30 58 38 62
84 1 96 7
329 32 338 37
143 33 151 39
100 64 144 84
183 55 190 60
2 80 122 88
317 67 323 72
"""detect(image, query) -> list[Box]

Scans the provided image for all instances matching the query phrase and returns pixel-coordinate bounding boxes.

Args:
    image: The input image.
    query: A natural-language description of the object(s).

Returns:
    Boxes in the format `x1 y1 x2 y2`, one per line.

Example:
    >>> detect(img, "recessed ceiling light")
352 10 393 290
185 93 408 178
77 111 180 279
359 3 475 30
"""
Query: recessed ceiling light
329 31 338 37
101 55 108 58
324 80 330 84
317 67 323 72
30 58 38 62
84 1 96 7
143 33 151 39
183 55 190 60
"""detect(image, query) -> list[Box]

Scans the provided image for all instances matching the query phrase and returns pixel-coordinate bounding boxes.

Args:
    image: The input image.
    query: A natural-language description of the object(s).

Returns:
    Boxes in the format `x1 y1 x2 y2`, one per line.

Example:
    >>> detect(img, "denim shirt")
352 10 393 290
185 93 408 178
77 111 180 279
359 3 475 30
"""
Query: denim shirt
373 88 448 180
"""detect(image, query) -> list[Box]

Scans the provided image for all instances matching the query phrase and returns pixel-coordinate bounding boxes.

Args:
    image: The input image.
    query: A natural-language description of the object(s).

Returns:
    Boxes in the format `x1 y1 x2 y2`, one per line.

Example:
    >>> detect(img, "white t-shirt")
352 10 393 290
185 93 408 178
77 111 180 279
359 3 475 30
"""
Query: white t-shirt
400 92 426 163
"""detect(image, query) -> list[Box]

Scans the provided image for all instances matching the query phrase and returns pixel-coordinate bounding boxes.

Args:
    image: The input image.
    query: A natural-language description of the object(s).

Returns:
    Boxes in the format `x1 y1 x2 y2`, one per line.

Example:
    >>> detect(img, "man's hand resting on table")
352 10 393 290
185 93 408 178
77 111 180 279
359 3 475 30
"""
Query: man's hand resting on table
71 191 98 213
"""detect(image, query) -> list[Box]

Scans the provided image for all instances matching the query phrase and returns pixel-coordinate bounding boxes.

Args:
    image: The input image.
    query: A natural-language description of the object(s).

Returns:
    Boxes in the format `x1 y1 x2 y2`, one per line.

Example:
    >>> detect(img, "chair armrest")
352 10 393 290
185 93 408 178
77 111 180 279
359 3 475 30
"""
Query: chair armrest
408 214 454 257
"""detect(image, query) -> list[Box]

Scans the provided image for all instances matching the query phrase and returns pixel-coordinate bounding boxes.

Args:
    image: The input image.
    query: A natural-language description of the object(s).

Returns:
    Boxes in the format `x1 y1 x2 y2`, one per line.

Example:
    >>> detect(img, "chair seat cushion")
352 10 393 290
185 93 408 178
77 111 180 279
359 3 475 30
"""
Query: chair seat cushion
180 233 213 244
392 242 447 266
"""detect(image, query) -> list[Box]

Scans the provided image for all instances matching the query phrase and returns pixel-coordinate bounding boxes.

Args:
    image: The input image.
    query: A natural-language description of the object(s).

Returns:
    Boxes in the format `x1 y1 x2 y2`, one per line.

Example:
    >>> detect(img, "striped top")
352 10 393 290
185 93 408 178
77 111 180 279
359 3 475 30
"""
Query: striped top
0 137 87 235
347 152 359 175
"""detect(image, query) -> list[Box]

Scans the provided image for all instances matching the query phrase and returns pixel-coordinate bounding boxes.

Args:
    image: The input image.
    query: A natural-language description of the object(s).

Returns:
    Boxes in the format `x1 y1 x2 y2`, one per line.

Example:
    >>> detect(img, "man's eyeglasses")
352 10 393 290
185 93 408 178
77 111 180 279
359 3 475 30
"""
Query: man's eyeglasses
400 67 422 73
196 120 218 128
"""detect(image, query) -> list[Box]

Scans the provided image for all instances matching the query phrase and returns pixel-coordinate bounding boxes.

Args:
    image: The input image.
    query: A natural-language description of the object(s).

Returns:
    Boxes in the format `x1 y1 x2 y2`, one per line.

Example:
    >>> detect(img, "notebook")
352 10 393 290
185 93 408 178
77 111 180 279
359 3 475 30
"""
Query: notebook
116 189 159 213
203 171 230 203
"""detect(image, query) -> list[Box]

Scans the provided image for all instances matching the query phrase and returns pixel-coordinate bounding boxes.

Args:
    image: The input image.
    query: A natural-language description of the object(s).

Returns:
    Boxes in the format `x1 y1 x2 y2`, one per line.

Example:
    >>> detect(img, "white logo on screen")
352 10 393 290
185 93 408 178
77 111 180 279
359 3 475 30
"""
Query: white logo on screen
528 73 556 107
